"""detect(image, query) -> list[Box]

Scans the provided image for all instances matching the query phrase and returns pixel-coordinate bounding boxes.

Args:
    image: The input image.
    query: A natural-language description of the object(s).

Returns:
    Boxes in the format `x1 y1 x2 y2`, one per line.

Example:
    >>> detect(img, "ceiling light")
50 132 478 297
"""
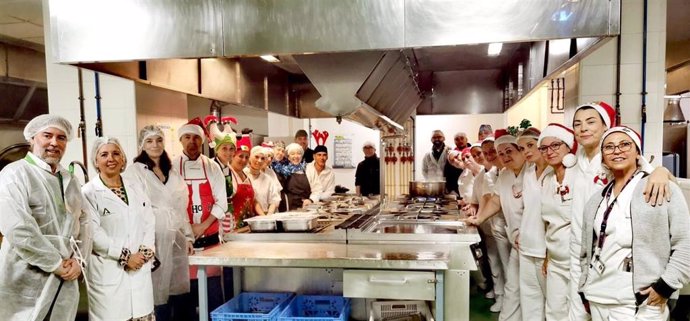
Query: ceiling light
260 55 280 63
487 43 502 56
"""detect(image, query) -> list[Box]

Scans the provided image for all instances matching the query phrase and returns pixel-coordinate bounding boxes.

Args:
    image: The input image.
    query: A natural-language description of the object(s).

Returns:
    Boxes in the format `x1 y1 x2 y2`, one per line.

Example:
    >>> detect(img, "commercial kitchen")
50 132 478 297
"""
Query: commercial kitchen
1 1 690 321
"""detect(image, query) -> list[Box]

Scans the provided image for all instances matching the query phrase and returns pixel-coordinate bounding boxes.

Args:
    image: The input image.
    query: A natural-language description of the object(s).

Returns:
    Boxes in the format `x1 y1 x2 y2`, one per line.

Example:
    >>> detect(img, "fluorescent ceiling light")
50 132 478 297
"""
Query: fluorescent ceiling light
260 55 280 62
487 43 502 56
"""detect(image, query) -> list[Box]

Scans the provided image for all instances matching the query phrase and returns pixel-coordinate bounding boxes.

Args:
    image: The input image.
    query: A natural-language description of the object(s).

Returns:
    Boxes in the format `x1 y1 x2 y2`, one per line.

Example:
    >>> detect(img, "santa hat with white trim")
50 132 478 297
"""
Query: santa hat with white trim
575 101 616 129
601 126 642 152
494 129 517 148
538 123 578 168
177 117 207 142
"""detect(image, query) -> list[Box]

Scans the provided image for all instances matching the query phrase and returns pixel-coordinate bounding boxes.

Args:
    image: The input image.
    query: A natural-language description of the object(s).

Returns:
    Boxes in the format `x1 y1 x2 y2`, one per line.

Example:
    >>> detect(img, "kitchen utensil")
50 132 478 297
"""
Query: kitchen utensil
408 181 445 197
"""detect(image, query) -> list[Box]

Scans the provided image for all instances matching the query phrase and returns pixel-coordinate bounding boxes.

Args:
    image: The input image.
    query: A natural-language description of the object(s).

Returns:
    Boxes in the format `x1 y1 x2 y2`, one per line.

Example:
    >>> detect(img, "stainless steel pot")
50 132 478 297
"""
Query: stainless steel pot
409 180 445 197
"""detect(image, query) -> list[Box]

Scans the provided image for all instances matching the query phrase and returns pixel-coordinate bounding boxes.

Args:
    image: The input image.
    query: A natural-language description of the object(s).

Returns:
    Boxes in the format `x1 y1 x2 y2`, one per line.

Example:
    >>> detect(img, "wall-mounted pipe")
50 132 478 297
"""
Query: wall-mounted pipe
615 35 622 125
77 68 88 169
640 0 648 153
94 72 103 137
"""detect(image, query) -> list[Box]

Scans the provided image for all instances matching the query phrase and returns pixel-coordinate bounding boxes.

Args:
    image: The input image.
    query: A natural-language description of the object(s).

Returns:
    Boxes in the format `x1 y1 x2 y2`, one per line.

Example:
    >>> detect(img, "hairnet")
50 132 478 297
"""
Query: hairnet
250 146 267 158
285 143 304 156
91 136 128 172
138 125 165 149
24 114 74 142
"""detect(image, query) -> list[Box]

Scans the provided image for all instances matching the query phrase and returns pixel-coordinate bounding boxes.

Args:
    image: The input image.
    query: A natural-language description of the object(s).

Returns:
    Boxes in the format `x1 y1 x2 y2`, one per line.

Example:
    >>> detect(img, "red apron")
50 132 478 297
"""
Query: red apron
230 170 256 229
180 157 219 237
180 157 220 278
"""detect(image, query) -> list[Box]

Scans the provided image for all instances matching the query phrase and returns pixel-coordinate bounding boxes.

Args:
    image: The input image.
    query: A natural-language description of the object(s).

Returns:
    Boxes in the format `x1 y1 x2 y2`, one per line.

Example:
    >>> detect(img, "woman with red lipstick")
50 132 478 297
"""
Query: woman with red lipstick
577 126 690 321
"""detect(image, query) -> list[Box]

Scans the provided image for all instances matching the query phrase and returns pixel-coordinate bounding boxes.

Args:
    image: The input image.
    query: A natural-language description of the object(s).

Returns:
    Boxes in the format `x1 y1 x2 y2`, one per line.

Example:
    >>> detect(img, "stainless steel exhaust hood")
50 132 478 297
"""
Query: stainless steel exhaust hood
293 51 422 131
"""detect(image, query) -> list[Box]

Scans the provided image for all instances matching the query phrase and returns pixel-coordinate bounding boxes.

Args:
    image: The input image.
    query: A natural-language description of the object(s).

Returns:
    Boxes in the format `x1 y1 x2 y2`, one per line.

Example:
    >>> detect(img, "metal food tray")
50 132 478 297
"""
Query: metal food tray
245 216 278 232
279 216 318 232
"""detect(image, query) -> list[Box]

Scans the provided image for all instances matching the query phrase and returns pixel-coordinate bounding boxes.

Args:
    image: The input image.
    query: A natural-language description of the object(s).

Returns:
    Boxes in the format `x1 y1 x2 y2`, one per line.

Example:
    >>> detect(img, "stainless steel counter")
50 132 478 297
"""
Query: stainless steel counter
189 241 450 270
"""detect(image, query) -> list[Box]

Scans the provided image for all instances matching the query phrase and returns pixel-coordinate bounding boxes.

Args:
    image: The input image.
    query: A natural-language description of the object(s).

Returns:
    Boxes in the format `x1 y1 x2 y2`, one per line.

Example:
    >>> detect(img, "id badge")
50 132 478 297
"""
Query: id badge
593 259 606 275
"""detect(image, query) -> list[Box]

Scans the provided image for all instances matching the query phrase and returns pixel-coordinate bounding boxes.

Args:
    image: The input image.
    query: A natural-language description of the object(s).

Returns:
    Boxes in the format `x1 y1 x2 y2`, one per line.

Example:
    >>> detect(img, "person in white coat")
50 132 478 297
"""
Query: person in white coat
306 145 336 202
82 137 156 321
245 146 281 215
538 124 581 321
516 127 549 321
422 130 449 180
568 102 673 321
466 132 525 321
578 126 690 321
125 125 195 321
0 115 90 321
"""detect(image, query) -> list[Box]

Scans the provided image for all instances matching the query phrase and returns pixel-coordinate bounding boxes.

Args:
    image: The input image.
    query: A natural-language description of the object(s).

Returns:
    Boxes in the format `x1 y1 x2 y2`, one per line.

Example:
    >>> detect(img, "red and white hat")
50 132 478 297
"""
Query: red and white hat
601 126 642 152
538 123 578 168
236 134 252 153
494 129 517 148
575 101 616 129
461 147 472 157
177 117 207 142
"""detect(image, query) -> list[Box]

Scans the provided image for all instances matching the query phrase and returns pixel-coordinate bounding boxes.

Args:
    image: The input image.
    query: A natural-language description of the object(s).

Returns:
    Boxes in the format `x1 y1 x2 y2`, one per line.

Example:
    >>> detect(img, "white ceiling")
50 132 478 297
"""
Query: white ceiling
0 0 44 45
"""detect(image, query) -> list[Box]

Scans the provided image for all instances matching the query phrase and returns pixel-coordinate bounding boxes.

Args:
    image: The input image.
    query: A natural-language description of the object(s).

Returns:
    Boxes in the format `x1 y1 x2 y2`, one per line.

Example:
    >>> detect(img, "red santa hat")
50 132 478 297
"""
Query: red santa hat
177 117 207 142
601 126 642 152
575 101 616 129
538 123 578 168
494 129 517 148
236 134 252 153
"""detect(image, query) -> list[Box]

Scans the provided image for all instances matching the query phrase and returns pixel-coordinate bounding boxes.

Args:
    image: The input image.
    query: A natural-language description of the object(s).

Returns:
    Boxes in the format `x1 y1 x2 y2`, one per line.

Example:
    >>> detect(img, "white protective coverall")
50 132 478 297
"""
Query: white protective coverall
125 163 194 306
0 152 91 321
422 146 449 180
82 175 156 320
472 166 505 298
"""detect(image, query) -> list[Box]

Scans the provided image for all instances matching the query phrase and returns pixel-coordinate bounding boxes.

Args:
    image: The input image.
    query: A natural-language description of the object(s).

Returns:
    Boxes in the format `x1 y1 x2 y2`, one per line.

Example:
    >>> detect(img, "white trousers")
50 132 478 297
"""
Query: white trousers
590 301 669 321
498 247 521 321
545 260 570 321
570 260 591 321
519 254 546 321
482 220 505 296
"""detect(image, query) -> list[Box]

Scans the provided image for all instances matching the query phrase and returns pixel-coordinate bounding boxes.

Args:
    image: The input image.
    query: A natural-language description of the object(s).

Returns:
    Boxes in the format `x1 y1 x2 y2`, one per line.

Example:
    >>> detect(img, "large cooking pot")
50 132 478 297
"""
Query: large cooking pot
409 180 445 197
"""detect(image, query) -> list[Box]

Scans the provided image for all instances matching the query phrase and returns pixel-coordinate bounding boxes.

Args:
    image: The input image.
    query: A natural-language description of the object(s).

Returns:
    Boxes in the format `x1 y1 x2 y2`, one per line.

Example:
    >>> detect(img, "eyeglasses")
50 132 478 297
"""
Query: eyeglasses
602 141 634 155
537 142 565 154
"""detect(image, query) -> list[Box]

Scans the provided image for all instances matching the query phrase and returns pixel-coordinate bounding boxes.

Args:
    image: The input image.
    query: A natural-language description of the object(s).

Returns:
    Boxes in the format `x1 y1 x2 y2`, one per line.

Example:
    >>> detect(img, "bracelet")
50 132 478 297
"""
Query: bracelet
138 245 154 262
118 248 131 268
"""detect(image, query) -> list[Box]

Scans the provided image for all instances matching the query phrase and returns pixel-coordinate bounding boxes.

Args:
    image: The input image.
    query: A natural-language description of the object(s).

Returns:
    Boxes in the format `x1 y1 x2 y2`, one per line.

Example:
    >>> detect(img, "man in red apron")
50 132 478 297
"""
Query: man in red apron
172 117 228 320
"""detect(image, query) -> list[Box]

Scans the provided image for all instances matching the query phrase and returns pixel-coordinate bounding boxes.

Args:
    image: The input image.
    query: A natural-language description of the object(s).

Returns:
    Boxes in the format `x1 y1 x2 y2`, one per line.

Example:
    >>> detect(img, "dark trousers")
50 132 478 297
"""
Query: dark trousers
171 268 234 321
672 295 690 321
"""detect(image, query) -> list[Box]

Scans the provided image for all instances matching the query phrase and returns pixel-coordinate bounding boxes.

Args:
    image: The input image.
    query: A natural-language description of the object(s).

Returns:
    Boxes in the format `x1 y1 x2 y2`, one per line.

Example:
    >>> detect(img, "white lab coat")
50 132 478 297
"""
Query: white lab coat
125 163 193 306
305 162 335 202
0 153 91 321
421 147 449 180
82 175 156 320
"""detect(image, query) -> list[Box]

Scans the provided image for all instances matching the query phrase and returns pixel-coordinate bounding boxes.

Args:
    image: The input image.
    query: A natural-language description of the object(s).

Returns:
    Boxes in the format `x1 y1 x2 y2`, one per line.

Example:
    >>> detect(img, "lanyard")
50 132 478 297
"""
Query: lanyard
595 172 640 254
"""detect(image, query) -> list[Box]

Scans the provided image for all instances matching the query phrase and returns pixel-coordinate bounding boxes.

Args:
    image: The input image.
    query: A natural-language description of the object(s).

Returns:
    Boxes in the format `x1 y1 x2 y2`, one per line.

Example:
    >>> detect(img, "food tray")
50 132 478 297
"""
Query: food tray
211 292 294 321
279 216 318 232
279 295 350 321
245 216 278 232
369 301 434 321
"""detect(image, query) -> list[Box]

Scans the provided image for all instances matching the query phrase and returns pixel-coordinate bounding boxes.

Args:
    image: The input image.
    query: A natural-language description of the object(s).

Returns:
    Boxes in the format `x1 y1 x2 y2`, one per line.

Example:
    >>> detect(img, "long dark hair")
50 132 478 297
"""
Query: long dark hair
134 150 172 177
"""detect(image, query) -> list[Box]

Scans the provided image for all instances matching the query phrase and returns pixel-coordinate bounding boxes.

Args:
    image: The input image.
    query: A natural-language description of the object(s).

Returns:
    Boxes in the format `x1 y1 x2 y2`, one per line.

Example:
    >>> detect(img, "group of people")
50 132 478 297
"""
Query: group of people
426 102 690 321
0 114 352 321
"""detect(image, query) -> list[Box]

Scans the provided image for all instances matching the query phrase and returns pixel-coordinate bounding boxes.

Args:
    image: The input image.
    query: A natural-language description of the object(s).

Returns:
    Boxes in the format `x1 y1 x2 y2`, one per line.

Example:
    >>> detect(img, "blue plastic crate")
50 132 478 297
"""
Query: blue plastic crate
279 295 351 321
211 292 294 321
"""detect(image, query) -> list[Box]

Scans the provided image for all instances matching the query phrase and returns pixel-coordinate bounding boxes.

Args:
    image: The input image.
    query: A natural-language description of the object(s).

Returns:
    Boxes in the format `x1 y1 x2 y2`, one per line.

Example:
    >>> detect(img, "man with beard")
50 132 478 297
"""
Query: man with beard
355 141 380 196
0 114 90 321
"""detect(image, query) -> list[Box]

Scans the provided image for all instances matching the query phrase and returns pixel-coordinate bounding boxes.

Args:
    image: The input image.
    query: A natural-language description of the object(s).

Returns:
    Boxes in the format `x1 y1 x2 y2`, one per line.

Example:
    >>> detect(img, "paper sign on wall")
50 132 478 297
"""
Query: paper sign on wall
333 135 354 169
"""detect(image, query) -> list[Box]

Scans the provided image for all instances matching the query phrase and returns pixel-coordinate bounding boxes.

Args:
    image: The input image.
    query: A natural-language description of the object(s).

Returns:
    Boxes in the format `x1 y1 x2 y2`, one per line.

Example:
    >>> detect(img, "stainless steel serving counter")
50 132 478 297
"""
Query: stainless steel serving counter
191 199 480 321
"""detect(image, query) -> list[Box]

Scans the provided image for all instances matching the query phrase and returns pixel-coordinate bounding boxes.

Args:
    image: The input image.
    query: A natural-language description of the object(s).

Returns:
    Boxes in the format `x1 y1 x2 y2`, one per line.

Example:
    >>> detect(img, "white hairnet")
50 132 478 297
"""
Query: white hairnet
285 143 304 156
138 125 165 149
23 114 73 142
91 136 128 172
250 146 267 158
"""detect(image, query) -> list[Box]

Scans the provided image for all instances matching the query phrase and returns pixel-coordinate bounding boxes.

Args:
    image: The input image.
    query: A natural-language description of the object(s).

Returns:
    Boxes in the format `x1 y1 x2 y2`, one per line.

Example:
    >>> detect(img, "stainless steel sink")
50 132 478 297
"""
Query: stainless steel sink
365 220 465 234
